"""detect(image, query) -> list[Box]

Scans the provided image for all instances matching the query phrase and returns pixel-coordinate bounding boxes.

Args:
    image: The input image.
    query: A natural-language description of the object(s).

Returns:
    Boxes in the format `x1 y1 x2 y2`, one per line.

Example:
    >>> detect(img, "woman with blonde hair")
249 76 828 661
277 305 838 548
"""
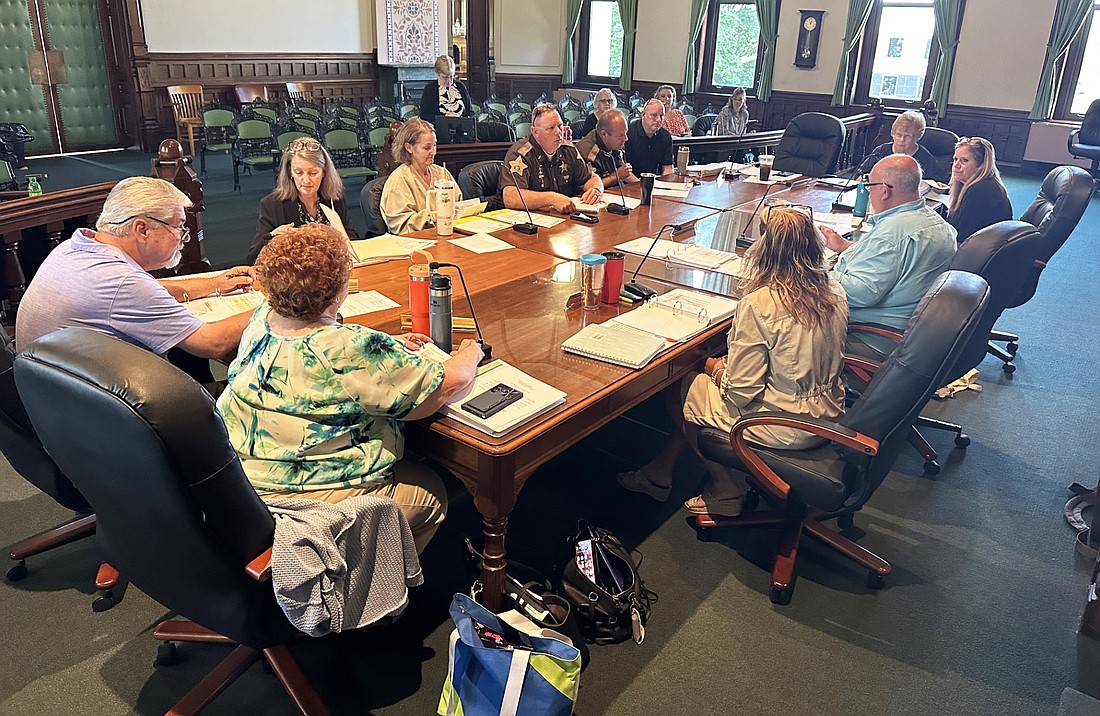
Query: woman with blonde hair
618 206 848 518
947 136 1012 244
655 84 691 137
856 110 936 179
714 87 749 136
248 137 356 264
419 54 474 123
380 119 462 234
579 87 618 137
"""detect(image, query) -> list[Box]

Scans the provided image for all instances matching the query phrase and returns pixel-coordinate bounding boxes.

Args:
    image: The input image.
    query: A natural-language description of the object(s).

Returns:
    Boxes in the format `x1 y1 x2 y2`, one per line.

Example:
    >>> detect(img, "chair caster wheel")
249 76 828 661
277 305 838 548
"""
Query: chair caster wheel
1002 362 1016 375
1006 342 1018 356
6 561 28 582
955 434 971 448
770 584 794 605
837 513 854 530
867 572 886 589
923 460 941 475
92 590 116 613
156 642 179 666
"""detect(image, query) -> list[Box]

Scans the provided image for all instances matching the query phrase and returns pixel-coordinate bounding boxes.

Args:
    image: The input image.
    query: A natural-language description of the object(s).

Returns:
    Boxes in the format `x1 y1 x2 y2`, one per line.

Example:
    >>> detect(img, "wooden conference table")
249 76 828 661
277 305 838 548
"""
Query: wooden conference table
346 174 840 609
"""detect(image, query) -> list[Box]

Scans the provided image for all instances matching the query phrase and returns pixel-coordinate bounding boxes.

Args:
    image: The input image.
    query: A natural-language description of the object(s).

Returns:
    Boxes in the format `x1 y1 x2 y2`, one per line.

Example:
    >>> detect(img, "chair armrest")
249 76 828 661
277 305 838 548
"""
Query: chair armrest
847 322 903 341
730 412 879 500
1069 128 1081 155
245 547 272 581
844 354 882 388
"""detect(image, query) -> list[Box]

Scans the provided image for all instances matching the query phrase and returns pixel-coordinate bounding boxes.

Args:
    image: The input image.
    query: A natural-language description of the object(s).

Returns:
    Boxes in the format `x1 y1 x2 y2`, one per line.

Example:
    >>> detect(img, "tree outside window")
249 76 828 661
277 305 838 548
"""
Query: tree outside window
584 1 624 80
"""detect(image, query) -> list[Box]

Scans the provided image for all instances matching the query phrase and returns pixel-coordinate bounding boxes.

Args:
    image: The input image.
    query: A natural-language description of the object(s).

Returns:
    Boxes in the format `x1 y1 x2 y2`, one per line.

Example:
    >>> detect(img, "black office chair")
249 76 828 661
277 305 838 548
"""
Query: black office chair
692 114 717 137
989 165 1093 372
359 174 388 237
772 112 846 177
917 126 958 184
0 336 119 610
15 328 328 714
457 160 503 210
475 120 513 143
1068 99 1100 189
695 271 990 604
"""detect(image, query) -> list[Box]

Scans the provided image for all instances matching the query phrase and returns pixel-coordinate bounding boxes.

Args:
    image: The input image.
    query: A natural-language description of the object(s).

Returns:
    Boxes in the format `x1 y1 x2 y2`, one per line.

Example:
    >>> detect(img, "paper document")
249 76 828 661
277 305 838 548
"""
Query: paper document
187 291 265 323
561 321 668 369
488 209 565 228
449 233 515 254
615 237 740 273
440 360 566 438
611 289 737 343
339 290 400 316
454 215 512 234
605 196 641 210
456 199 487 219
572 200 608 213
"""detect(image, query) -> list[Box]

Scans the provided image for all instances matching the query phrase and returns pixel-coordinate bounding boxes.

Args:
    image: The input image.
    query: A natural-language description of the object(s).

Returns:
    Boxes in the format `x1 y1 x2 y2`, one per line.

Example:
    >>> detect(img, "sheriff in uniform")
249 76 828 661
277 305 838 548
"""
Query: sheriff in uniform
498 103 604 214
574 111 638 187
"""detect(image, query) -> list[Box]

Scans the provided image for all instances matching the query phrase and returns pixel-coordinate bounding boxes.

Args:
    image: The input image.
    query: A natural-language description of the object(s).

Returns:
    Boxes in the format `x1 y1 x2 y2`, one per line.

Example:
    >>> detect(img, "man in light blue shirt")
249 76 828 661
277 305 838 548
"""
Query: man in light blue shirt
819 154 956 358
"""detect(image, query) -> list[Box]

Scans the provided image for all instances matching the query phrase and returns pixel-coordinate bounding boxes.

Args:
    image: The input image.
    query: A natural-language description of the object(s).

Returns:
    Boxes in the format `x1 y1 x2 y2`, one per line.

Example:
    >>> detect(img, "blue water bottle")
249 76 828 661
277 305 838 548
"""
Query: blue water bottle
852 179 870 218
744 151 755 166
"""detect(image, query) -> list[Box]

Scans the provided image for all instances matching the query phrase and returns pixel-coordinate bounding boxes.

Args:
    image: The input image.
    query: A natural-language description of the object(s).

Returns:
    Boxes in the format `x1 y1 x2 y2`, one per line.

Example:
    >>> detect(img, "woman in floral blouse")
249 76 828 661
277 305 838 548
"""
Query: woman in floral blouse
217 224 483 552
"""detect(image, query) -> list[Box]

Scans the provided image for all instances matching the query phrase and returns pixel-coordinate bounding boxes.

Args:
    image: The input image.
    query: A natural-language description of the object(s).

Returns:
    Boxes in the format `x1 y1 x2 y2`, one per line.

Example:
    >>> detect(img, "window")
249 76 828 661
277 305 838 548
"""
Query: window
698 0 766 93
853 0 943 105
1055 4 1100 118
576 0 625 84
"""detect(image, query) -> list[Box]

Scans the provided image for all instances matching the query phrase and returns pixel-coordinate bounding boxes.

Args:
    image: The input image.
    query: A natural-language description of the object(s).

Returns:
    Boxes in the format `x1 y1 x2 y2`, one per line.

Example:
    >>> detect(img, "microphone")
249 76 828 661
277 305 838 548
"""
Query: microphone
830 177 859 211
722 154 739 180
738 184 786 248
500 160 539 235
606 151 631 215
430 261 493 361
621 223 680 302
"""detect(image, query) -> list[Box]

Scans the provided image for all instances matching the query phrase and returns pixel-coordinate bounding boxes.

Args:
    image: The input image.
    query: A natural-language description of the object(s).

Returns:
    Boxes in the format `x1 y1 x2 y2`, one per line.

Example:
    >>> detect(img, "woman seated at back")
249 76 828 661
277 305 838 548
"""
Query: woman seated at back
947 136 1012 244
380 119 462 235
655 84 692 137
419 54 474 124
217 224 483 552
856 110 936 180
248 137 357 265
618 207 849 518
714 87 750 136
579 88 618 137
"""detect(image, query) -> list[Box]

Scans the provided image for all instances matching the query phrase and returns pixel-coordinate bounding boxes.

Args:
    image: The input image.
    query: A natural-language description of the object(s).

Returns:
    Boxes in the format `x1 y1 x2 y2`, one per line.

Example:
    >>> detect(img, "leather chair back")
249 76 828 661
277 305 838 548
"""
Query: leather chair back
945 221 1043 378
360 175 388 236
773 112 845 177
458 160 503 210
917 126 958 184
0 337 88 512
476 121 513 143
1013 165 1093 307
1079 99 1100 146
16 329 292 648
692 115 717 137
842 271 990 505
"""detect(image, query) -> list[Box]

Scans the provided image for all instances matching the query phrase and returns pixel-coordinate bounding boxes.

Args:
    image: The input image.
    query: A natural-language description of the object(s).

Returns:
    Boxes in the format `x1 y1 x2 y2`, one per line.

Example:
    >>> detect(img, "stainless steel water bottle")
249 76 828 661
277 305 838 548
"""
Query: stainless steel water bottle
429 272 453 353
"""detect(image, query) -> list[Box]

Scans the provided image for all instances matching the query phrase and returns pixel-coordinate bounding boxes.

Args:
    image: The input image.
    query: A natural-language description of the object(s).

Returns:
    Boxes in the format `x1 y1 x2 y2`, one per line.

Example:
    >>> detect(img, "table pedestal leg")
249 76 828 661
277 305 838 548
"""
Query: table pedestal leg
479 514 507 612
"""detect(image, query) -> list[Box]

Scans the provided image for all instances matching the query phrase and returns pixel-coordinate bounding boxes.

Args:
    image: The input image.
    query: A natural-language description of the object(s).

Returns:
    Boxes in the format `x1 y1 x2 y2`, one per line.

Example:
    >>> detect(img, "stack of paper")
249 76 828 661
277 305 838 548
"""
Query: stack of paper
349 235 436 265
686 162 729 178
186 291 266 323
439 360 566 438
614 237 741 274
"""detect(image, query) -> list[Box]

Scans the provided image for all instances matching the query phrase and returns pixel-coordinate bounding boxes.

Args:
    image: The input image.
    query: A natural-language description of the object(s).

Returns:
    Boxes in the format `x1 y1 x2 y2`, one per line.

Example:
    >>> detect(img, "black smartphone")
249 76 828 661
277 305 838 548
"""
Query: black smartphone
461 383 524 419
570 211 599 224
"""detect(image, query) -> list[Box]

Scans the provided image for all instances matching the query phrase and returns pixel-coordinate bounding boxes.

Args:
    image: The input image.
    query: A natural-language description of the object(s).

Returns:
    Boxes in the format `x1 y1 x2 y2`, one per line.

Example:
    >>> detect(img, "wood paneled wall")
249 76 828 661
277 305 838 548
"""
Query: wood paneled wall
937 105 1032 167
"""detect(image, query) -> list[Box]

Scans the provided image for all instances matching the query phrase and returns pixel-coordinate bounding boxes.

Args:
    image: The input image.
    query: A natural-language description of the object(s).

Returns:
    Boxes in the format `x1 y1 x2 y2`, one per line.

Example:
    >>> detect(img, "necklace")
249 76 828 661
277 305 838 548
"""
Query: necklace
298 200 326 225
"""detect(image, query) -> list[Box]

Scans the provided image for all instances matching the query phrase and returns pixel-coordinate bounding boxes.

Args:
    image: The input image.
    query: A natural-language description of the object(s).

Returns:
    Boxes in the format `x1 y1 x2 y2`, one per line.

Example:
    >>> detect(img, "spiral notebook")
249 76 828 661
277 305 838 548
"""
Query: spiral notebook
561 322 668 369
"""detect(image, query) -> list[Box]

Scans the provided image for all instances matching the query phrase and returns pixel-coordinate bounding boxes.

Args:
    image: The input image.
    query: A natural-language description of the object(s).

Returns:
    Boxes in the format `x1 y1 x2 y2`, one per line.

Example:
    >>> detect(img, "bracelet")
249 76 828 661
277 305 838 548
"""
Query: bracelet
214 287 221 298
713 368 725 386
181 290 189 303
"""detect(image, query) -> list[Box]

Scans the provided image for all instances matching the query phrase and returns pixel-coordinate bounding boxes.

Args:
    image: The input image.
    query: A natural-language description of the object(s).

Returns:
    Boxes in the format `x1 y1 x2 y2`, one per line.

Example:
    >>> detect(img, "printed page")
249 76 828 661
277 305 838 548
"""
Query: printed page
339 290 400 316
449 233 515 254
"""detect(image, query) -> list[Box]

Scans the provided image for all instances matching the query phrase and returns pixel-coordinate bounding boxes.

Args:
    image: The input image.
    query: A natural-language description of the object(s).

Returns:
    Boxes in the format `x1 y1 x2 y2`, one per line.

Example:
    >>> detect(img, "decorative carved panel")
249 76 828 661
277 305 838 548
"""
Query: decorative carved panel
939 105 1032 167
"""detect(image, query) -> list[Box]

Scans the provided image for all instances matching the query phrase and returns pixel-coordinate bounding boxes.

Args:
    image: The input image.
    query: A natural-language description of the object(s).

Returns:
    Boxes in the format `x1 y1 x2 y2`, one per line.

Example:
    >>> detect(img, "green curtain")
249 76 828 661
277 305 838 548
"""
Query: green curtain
617 0 638 90
830 0 875 106
1030 0 1093 119
928 0 965 118
682 0 709 94
755 0 779 102
562 0 585 85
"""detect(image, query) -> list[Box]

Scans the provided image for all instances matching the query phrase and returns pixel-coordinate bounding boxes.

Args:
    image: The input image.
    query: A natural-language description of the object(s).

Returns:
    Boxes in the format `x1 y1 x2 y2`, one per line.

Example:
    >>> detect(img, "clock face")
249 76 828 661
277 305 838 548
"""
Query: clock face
803 16 817 31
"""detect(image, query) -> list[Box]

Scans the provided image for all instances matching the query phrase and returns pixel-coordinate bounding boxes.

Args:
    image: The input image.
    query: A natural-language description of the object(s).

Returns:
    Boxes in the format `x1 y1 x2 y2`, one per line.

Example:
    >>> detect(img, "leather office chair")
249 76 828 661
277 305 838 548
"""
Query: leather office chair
457 160 503 210
772 112 845 177
695 271 990 604
917 126 958 184
692 114 717 136
989 165 1093 372
360 175 388 236
1068 99 1100 189
15 329 329 714
476 120 513 143
0 336 119 611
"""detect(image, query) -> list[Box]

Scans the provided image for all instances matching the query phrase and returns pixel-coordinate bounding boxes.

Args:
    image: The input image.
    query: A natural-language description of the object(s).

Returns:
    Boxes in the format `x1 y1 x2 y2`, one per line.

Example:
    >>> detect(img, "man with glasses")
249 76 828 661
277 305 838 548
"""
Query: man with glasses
818 154 956 359
499 103 603 213
575 110 637 186
17 177 256 368
625 99 674 177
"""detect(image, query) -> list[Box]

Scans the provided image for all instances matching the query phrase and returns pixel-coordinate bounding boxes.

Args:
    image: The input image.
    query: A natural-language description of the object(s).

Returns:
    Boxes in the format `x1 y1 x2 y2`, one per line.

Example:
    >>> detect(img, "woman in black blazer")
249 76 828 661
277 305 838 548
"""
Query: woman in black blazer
418 55 474 124
247 137 358 264
947 136 1012 244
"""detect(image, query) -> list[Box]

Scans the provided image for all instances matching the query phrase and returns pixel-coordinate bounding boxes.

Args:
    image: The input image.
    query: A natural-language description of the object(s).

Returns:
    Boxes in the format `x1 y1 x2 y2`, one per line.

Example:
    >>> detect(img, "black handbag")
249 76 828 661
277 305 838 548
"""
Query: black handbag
560 520 655 645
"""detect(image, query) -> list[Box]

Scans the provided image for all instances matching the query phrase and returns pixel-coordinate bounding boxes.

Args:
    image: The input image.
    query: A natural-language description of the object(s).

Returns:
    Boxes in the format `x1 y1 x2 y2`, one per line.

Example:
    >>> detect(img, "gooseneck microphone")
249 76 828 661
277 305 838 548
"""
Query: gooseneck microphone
430 261 493 361
622 223 680 301
606 151 631 216
500 160 539 235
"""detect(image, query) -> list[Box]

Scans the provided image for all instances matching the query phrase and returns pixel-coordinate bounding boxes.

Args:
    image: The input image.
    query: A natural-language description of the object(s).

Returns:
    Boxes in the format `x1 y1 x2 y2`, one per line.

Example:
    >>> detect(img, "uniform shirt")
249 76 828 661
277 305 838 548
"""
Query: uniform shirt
624 120 674 175
574 130 625 183
216 305 444 494
16 228 202 354
496 136 593 204
830 198 957 355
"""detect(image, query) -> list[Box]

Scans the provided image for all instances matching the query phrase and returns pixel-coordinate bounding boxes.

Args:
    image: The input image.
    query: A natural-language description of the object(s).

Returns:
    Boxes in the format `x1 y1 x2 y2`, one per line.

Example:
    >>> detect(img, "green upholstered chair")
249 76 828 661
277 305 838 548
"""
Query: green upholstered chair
230 117 278 192
322 128 376 182
199 101 236 176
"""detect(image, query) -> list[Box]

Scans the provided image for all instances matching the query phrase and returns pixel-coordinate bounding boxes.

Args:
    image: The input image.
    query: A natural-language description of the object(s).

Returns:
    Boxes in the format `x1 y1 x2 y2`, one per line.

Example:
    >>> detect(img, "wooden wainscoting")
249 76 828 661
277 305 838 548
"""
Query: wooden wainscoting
938 105 1032 167
138 52 380 152
492 73 560 104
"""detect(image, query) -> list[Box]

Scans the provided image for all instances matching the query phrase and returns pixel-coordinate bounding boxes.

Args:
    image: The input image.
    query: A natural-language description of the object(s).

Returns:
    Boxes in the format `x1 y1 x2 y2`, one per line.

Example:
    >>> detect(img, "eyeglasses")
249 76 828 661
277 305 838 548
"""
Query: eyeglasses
597 98 614 105
105 214 190 239
865 182 893 190
287 137 322 153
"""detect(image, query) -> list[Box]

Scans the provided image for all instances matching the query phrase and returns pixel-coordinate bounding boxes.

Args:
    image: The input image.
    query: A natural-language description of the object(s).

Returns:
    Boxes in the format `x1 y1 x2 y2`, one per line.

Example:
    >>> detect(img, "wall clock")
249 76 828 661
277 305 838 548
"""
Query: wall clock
795 10 824 69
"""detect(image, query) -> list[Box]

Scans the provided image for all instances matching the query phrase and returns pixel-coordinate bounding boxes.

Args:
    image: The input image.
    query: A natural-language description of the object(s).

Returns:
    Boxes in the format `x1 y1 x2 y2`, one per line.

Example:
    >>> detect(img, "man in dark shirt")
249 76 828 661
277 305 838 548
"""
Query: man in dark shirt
575 111 638 187
498 103 603 213
625 99 674 176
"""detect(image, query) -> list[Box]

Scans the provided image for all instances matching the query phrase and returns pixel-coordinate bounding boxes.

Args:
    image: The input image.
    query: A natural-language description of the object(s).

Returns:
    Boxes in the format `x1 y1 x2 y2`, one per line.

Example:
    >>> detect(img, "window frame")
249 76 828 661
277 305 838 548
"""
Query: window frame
1053 3 1100 120
851 0 946 107
575 0 629 86
696 0 771 95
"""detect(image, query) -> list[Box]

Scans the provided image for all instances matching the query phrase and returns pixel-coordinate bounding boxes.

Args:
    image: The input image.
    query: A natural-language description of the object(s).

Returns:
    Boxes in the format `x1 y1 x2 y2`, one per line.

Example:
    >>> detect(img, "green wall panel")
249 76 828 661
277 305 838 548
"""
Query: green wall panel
0 0 57 153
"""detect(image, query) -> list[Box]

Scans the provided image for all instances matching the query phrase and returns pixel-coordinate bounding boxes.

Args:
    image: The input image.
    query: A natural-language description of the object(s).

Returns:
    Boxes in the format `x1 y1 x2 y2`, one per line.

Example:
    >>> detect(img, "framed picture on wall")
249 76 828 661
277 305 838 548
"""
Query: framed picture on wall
795 10 824 69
